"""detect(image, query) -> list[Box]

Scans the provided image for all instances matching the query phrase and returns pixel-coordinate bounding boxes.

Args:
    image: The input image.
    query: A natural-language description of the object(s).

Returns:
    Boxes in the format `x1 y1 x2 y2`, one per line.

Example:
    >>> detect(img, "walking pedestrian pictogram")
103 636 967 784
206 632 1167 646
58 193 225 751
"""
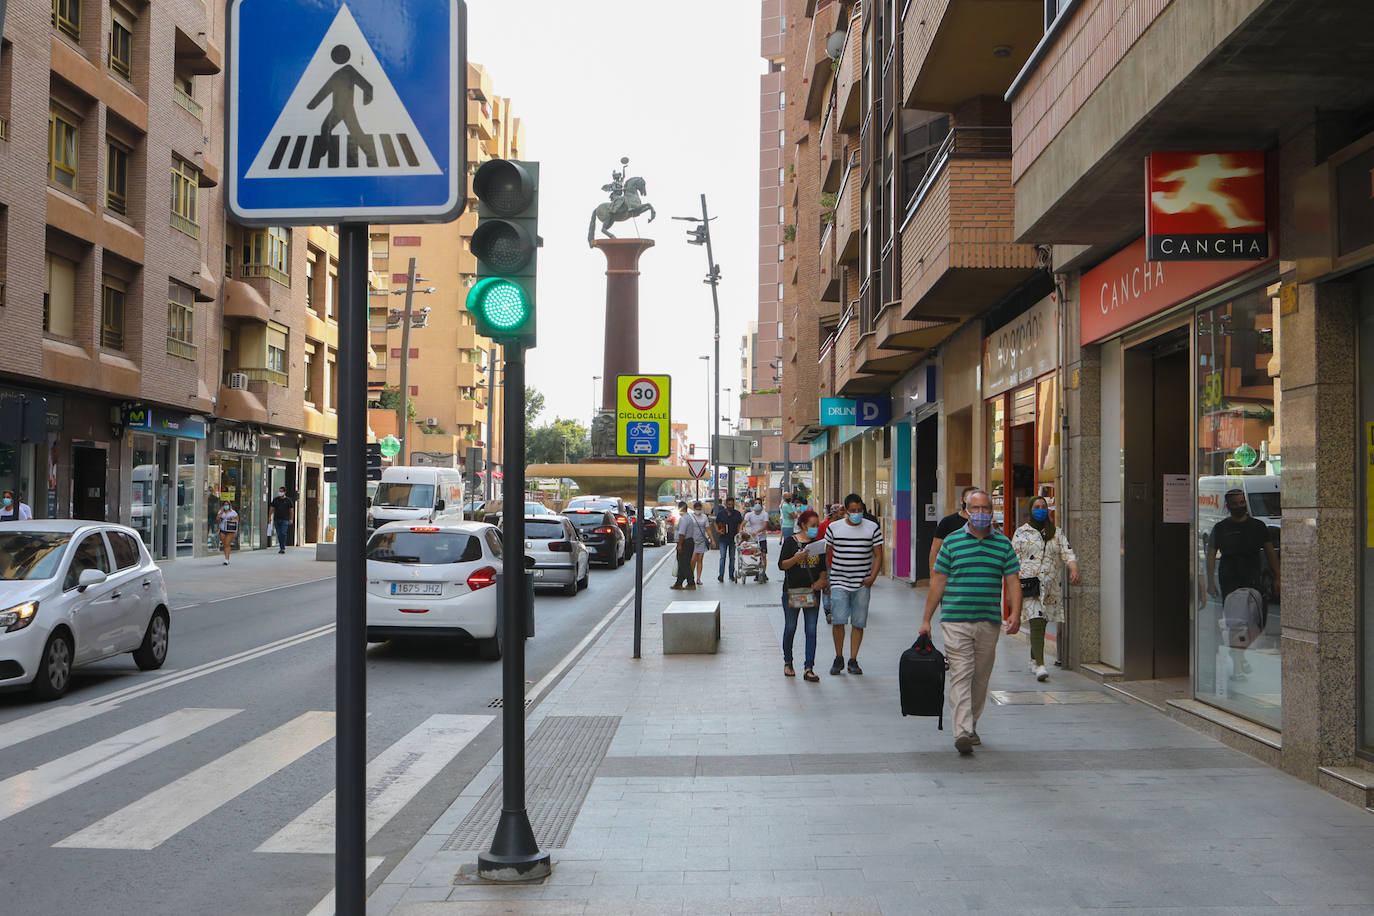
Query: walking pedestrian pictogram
245 6 440 180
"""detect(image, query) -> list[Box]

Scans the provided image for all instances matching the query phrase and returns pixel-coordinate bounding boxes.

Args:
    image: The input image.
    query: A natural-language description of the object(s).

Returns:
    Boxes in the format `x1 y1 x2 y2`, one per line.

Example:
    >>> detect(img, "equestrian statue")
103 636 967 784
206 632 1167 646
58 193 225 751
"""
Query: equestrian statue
588 156 656 245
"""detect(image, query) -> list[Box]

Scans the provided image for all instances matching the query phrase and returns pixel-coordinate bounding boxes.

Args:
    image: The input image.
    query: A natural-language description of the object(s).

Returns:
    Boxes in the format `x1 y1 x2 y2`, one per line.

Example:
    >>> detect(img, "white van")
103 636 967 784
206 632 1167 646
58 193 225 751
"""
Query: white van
368 466 464 530
1198 474 1281 540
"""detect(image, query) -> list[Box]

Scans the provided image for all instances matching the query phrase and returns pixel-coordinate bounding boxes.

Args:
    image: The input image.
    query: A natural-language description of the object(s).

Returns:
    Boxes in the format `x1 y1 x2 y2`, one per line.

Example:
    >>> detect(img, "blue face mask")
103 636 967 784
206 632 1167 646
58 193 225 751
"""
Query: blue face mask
1031 507 1049 522
1 498 10 508
806 526 818 538
848 512 864 524
968 510 993 531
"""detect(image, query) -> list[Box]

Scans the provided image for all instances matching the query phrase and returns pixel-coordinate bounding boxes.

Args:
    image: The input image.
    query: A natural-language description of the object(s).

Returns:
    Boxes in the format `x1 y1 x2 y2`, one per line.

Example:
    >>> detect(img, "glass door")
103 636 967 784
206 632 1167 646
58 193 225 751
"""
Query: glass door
176 439 196 556
154 439 172 559
131 434 155 550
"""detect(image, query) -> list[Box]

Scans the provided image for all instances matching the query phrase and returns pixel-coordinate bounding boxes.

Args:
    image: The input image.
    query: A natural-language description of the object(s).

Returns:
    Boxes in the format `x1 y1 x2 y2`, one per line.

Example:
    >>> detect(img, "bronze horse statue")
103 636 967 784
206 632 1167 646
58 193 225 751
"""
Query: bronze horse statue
588 176 656 244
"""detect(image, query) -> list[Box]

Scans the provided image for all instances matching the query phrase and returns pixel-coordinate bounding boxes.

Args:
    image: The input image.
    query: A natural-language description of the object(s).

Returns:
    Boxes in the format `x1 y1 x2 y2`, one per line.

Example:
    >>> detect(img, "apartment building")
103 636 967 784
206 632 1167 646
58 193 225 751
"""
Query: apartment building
364 64 519 491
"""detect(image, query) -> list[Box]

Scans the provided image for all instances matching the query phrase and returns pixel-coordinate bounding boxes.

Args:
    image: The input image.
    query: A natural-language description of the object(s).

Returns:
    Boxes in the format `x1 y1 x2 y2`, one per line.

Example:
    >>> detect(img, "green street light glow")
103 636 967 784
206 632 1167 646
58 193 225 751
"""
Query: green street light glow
467 277 530 331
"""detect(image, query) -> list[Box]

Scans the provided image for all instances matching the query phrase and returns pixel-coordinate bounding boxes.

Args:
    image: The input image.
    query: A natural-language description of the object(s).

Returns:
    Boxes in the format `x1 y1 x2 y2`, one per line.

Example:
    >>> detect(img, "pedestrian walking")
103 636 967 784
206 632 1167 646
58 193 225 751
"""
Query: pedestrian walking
778 508 827 681
0 490 33 521
670 501 701 590
215 500 239 565
929 486 977 574
1206 488 1280 681
920 489 1022 755
714 496 743 582
742 497 769 560
676 501 713 586
268 486 294 554
1011 495 1080 682
779 493 799 542
824 493 883 675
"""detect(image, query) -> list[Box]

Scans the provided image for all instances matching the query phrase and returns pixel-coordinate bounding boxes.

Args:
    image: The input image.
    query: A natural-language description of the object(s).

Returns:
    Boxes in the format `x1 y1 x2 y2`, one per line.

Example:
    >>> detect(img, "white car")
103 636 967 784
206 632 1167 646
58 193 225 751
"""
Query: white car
524 516 590 596
0 520 170 699
365 520 505 659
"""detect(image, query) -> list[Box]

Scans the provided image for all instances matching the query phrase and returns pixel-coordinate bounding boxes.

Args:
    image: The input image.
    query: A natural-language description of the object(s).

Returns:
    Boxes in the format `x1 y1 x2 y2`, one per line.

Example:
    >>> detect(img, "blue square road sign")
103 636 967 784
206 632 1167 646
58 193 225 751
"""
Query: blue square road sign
626 420 661 456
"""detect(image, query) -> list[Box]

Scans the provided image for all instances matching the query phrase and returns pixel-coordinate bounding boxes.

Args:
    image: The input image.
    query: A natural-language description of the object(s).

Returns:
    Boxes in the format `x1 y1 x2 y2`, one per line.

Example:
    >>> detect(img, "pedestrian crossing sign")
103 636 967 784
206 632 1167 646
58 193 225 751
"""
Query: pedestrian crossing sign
226 0 466 225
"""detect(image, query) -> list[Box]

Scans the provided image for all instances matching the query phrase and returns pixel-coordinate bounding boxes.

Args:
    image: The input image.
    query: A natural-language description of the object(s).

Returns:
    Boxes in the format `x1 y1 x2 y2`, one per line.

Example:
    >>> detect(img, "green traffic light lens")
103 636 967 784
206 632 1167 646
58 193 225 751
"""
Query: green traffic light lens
468 278 530 331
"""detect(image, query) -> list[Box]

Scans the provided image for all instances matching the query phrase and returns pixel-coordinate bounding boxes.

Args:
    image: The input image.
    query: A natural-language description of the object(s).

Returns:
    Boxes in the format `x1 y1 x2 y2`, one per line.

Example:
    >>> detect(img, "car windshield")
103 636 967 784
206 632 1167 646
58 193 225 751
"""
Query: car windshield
526 503 551 514
652 508 672 517
1249 492 1280 518
525 521 566 539
0 532 73 580
570 498 617 512
373 483 436 508
565 512 606 529
366 530 480 564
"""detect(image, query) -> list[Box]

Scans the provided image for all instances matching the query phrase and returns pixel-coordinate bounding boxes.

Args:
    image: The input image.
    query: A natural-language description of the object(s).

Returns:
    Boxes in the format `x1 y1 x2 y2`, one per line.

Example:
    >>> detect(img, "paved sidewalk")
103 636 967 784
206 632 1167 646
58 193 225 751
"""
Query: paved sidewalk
371 566 1374 914
159 546 332 606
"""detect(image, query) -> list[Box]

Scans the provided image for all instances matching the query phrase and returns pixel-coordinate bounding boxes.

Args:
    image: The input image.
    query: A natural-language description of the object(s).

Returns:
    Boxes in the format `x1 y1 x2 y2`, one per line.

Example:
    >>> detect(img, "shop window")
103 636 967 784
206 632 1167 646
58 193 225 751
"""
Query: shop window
243 227 290 286
1195 287 1282 729
52 0 80 41
171 157 199 238
108 7 133 80
48 108 79 190
106 140 128 214
167 280 196 359
101 277 125 350
44 252 76 337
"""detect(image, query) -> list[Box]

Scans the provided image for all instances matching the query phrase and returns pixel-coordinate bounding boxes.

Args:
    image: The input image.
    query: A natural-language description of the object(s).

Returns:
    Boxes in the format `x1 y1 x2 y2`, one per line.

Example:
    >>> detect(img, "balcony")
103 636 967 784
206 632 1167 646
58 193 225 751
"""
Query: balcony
455 360 482 389
819 222 840 302
833 149 861 263
467 98 494 140
819 98 842 192
224 279 270 323
218 383 268 424
900 127 1038 323
835 11 862 129
802 0 839 119
454 399 484 427
228 368 288 388
903 0 1040 112
741 391 782 420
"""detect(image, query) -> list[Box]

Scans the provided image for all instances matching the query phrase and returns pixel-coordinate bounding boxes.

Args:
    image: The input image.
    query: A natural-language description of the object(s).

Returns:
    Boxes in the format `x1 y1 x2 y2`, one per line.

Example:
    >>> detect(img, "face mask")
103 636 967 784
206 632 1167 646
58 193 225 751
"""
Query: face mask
695 510 704 518
806 526 818 538
848 512 864 524
968 510 993 531
1228 503 1246 518
1031 507 1049 522
2 498 10 508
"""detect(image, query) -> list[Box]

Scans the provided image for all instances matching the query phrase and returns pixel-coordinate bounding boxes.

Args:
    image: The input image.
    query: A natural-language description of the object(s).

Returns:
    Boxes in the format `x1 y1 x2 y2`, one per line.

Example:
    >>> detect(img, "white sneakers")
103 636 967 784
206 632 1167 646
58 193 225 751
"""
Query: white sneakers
1035 664 1049 682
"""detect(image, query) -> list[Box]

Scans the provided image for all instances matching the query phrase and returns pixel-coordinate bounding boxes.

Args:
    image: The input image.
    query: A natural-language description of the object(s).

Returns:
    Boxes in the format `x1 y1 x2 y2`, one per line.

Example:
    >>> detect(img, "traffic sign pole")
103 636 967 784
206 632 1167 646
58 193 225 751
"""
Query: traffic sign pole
335 223 369 916
634 457 645 659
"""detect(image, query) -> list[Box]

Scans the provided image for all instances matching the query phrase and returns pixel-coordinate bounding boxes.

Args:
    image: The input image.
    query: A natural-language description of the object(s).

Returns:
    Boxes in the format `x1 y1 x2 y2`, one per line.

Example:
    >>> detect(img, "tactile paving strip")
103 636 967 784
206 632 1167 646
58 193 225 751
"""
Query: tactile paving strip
442 715 620 851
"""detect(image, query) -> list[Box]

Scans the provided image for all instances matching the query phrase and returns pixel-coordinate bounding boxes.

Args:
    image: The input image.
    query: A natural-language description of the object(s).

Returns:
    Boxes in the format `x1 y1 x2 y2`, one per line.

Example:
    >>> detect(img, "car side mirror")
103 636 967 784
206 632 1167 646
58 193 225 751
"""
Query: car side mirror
435 499 445 512
77 568 108 591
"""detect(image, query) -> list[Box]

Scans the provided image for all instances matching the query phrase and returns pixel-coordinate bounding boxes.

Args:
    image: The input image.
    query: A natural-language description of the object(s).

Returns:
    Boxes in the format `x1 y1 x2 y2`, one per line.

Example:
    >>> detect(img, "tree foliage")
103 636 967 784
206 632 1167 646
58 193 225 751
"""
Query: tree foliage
525 386 545 428
527 417 590 466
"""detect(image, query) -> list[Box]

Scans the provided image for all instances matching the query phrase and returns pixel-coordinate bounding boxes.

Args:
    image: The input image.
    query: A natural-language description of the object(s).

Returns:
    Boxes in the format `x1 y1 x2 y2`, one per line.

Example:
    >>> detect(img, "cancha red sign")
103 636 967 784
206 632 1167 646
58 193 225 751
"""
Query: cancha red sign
1146 151 1268 261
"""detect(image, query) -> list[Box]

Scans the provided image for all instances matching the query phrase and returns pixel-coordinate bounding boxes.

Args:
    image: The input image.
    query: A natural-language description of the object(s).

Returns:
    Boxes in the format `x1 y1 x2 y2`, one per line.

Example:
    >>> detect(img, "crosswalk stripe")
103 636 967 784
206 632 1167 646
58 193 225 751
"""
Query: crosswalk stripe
0 708 239 823
54 711 336 850
0 703 111 754
256 713 492 854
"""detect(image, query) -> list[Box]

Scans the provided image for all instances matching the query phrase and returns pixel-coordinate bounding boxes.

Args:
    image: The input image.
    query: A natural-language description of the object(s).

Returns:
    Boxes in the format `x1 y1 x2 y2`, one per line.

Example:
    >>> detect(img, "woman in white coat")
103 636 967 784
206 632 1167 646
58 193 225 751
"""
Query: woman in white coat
1011 495 1080 681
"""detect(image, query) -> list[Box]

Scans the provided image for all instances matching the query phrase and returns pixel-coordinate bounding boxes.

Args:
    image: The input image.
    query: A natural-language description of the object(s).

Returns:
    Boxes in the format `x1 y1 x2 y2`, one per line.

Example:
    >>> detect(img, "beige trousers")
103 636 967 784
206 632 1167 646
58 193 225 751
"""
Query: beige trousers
942 620 1001 739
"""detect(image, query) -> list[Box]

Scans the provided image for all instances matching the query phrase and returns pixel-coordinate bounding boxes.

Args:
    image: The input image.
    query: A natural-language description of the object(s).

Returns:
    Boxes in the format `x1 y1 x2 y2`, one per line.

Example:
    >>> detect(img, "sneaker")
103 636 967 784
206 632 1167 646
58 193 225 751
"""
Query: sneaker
970 732 981 746
669 584 683 590
223 560 229 566
829 656 844 676
1029 659 1039 675
847 658 863 676
718 575 724 583
954 734 974 755
1035 664 1049 682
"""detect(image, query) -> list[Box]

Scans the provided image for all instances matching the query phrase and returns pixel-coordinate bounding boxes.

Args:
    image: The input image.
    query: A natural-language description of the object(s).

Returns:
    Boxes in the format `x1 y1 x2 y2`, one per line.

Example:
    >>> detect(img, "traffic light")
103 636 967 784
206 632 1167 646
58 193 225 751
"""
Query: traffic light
686 224 708 246
467 159 540 345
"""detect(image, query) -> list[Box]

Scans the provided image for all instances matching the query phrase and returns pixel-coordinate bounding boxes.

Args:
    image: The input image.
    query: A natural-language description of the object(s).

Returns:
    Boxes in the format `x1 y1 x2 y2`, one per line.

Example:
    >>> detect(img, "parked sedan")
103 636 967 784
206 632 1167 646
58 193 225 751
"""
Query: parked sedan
365 520 505 659
563 509 625 567
523 516 590 596
0 520 170 699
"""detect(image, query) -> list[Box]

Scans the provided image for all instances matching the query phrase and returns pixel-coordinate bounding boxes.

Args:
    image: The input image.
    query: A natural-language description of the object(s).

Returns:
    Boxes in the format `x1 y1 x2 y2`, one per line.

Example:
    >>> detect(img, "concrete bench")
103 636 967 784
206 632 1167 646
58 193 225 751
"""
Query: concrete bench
662 600 720 654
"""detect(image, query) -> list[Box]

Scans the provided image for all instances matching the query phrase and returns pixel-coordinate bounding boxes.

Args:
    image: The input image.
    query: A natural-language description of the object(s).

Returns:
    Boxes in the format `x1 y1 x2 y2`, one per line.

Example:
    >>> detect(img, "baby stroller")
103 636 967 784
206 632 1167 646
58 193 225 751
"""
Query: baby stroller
735 531 769 584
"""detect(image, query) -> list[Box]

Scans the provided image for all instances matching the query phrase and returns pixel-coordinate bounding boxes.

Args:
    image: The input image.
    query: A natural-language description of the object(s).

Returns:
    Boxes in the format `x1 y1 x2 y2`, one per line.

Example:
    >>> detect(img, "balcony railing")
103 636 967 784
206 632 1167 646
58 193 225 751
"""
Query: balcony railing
901 126 1013 232
173 85 203 119
242 264 291 287
226 367 288 387
171 211 200 239
166 336 197 360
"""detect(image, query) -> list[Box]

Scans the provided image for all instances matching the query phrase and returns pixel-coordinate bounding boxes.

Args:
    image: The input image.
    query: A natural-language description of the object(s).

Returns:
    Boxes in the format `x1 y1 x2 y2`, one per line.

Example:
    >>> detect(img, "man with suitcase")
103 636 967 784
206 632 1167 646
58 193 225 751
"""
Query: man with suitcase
919 489 1021 755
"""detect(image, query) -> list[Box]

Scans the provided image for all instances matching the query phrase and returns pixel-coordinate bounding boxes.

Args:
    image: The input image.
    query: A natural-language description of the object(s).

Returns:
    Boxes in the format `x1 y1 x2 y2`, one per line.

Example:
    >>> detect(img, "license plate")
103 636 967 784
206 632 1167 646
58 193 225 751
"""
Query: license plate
391 582 442 595
532 569 544 578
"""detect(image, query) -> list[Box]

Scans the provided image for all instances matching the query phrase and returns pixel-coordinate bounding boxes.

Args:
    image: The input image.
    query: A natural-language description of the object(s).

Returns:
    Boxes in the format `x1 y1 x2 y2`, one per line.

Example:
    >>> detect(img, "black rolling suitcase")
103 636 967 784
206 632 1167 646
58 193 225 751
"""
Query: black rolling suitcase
899 633 947 729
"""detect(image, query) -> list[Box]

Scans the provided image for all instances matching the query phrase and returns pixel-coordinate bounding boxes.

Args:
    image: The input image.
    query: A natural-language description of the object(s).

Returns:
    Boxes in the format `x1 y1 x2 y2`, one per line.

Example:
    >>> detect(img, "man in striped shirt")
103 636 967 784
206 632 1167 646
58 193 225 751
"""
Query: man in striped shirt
824 493 884 676
920 489 1022 754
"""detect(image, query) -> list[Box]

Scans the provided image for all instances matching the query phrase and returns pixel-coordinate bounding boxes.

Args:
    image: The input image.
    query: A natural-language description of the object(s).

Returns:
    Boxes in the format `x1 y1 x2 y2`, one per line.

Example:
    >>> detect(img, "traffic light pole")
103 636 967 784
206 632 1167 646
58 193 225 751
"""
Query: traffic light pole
396 257 418 465
479 344 550 881
700 194 722 503
335 223 369 915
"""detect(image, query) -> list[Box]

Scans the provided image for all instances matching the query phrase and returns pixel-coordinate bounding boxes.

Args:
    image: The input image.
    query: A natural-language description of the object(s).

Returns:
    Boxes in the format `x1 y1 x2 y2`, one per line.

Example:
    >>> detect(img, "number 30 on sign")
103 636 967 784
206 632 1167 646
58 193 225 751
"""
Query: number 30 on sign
616 375 671 458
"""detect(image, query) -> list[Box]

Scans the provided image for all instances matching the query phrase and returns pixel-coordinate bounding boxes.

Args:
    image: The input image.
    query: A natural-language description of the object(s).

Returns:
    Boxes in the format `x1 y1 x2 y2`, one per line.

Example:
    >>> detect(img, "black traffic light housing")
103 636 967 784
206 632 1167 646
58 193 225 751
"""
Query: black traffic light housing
467 159 540 346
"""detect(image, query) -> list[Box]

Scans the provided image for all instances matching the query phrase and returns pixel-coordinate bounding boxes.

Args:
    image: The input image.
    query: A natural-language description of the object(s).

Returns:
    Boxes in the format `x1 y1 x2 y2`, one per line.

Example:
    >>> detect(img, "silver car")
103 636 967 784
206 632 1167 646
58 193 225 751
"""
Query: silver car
523 516 589 596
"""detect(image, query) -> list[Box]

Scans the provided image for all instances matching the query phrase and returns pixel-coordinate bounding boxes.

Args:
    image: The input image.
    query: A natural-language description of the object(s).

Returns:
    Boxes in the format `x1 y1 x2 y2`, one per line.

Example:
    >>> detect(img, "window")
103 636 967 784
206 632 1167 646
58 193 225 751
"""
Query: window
305 255 316 311
109 531 141 569
225 244 232 277
48 109 78 190
173 73 201 119
106 141 128 214
167 280 195 359
44 253 76 337
327 348 337 409
171 157 199 238
52 0 80 41
900 113 950 211
64 533 112 592
266 322 288 384
328 268 337 319
101 276 125 349
108 8 133 79
304 344 317 404
243 227 290 286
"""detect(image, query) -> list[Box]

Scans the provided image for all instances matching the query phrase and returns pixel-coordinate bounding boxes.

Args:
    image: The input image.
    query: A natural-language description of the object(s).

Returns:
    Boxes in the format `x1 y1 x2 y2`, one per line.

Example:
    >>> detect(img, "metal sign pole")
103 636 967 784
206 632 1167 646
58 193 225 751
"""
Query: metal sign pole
634 456 645 659
335 223 369 915
396 257 418 464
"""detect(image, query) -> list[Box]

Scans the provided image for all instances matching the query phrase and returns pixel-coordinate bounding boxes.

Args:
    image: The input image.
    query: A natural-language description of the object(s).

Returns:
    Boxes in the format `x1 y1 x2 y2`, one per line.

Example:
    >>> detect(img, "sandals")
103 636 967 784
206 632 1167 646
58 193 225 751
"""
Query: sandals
803 669 820 682
784 664 795 677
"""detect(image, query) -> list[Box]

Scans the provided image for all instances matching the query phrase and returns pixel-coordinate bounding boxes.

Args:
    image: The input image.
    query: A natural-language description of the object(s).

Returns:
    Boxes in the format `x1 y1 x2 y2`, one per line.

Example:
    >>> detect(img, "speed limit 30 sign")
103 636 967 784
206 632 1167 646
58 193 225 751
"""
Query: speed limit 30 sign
616 374 670 458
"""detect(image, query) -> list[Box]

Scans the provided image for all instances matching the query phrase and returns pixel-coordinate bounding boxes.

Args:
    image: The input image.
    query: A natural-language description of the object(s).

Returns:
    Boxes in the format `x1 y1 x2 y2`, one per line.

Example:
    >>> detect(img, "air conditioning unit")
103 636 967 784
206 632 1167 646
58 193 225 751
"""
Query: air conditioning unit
227 373 248 390
424 417 439 427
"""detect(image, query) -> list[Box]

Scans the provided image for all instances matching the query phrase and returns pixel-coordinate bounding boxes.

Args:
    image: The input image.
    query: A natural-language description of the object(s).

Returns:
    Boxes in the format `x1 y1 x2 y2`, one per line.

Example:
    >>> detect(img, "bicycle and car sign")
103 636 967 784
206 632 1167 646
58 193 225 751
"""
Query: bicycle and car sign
616 375 671 458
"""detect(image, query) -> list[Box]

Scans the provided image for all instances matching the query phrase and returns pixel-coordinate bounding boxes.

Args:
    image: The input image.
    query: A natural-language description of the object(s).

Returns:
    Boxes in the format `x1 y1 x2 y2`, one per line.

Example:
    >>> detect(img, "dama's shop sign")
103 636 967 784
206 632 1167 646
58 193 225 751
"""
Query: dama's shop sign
983 295 1057 398
125 407 206 439
1146 151 1269 261
218 428 259 454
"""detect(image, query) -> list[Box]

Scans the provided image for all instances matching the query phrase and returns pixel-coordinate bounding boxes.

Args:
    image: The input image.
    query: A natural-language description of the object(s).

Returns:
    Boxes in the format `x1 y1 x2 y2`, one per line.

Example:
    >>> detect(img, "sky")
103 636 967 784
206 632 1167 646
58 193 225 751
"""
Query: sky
466 0 765 449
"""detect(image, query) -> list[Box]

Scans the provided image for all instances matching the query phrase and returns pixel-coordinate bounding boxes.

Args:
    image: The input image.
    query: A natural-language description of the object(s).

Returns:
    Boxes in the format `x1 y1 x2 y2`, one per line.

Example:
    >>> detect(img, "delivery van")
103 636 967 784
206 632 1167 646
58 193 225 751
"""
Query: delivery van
367 466 464 530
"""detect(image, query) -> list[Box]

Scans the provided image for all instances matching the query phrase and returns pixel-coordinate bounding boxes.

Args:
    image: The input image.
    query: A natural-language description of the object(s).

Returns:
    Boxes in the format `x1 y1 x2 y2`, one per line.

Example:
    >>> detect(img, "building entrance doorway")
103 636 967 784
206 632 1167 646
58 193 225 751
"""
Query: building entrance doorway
71 445 107 522
914 415 938 579
1122 326 1191 680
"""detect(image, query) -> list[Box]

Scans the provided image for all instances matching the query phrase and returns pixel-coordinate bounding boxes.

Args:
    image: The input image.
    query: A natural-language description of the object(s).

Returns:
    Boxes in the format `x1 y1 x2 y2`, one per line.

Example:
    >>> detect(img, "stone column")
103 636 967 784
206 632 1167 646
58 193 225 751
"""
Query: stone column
1062 272 1103 671
590 239 655 410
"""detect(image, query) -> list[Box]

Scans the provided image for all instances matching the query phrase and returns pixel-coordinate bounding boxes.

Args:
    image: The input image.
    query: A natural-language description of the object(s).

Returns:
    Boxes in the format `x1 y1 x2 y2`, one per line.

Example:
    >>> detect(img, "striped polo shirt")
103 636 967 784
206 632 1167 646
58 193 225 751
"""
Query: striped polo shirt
934 526 1020 623
824 516 883 590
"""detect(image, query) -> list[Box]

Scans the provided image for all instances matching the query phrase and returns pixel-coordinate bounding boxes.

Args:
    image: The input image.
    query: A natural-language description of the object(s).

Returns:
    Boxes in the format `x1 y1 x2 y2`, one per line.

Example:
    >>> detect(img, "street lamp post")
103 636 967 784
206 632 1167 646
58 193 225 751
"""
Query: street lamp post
676 196 721 503
392 257 436 466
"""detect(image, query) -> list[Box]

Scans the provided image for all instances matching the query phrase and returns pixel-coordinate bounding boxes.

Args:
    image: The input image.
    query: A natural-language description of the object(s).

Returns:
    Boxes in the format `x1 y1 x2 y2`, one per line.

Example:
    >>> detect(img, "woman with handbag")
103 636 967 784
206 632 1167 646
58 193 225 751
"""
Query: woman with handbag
1011 495 1081 681
777 509 827 682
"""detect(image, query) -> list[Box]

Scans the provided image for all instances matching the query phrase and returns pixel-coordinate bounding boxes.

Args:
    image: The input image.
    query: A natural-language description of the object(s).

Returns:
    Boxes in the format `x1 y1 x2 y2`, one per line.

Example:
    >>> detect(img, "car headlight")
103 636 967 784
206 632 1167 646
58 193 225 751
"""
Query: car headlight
0 601 38 633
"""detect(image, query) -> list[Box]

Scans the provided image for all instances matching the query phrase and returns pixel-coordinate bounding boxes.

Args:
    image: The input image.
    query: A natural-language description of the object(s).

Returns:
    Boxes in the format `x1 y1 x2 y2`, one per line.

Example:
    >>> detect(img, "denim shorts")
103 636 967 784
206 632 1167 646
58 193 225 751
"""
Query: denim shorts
828 586 870 628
